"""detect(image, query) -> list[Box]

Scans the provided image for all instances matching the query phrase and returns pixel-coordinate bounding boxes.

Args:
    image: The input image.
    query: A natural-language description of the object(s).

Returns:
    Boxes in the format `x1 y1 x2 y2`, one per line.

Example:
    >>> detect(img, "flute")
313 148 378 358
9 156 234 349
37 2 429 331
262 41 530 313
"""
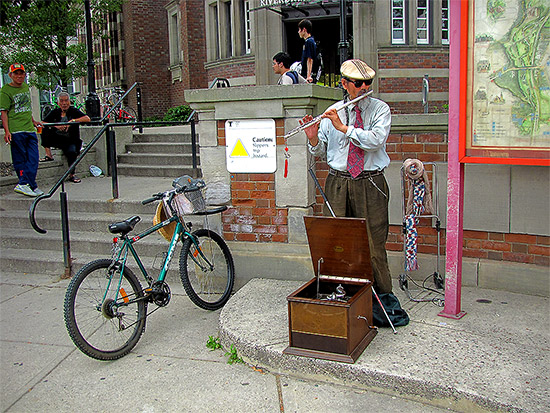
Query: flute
283 90 373 139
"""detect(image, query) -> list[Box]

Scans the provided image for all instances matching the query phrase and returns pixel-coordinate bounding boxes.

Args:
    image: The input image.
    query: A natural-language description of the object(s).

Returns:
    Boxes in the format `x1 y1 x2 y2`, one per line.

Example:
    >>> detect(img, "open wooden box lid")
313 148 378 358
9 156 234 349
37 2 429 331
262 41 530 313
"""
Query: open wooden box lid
304 216 373 282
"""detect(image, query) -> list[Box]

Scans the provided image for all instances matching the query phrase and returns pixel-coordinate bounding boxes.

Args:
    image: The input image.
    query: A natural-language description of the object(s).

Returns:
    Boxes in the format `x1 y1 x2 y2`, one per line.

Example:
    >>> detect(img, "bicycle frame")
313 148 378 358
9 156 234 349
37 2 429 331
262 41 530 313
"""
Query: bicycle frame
107 211 213 306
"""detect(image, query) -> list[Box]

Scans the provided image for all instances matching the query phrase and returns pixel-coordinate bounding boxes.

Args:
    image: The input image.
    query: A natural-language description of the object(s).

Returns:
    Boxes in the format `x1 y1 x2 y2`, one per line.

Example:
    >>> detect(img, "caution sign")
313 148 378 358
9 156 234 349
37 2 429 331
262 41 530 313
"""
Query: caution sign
225 119 276 173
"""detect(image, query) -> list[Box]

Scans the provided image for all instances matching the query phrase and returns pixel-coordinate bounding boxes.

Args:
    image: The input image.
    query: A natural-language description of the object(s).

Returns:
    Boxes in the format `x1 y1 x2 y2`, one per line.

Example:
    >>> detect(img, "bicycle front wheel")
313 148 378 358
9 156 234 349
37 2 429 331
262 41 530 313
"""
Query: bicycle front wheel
179 229 235 310
64 259 147 360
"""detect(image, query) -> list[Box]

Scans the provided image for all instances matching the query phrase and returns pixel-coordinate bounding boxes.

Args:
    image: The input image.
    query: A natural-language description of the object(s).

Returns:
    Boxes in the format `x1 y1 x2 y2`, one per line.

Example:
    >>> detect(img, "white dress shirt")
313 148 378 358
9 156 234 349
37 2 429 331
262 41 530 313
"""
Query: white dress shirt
308 96 391 172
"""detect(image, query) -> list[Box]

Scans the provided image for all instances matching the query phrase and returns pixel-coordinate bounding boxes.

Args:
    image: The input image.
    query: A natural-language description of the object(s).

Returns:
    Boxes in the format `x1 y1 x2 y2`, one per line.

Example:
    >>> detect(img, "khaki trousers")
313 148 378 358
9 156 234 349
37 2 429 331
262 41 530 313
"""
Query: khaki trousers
323 173 393 293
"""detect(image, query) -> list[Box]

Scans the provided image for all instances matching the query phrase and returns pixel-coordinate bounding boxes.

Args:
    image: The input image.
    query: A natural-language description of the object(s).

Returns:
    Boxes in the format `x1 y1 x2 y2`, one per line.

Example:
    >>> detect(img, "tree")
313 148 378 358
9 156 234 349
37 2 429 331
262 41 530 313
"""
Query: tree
0 0 123 89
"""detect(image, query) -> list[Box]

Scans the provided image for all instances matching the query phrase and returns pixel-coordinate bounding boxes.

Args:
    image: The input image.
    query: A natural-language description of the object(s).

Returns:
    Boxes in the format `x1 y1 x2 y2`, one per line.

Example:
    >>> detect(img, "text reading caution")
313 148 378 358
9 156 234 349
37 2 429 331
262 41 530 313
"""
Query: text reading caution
225 119 277 173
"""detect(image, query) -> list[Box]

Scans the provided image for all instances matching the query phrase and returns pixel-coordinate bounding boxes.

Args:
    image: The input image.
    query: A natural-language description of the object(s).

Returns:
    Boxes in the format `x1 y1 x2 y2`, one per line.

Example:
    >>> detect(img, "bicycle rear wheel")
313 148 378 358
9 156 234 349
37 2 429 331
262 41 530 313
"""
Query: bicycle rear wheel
118 106 137 123
64 259 147 360
179 229 235 310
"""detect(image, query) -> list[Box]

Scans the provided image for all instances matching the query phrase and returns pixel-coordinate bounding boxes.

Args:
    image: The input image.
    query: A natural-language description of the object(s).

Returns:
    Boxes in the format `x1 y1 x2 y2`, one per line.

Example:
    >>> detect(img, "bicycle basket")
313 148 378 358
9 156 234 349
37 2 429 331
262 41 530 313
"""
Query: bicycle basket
164 188 206 219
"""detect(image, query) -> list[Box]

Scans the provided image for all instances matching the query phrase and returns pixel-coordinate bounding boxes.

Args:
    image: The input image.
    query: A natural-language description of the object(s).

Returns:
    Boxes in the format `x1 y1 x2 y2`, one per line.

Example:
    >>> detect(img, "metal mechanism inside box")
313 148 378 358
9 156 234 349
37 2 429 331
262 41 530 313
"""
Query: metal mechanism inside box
283 216 378 363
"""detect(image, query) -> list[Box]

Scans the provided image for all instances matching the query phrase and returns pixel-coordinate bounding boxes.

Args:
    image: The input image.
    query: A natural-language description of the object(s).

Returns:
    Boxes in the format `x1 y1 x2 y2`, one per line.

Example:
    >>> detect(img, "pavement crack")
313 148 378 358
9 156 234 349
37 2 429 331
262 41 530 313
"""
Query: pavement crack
275 374 285 412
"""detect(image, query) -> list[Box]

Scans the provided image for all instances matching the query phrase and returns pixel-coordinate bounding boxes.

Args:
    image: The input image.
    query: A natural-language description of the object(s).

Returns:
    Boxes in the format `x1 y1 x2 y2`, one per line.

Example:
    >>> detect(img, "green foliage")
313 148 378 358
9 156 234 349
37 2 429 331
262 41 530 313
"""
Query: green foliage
163 105 193 122
206 335 222 351
225 344 244 365
0 0 124 89
206 337 243 365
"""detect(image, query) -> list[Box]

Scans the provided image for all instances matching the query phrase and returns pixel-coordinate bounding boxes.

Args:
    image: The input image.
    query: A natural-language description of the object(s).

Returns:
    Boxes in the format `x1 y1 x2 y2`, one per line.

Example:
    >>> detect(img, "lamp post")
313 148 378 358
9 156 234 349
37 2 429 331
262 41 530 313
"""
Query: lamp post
338 0 349 65
84 0 100 120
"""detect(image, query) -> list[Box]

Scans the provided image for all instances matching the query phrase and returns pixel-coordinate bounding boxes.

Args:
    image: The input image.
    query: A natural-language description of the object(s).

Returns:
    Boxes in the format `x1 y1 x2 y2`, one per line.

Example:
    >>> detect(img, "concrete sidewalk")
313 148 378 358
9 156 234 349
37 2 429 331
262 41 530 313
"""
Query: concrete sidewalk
1 272 452 413
1 271 548 412
219 279 550 412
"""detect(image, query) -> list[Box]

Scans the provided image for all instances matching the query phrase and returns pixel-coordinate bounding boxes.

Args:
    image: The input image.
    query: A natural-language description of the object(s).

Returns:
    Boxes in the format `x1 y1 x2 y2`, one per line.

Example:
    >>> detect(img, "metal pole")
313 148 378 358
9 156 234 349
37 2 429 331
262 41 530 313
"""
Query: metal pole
136 84 143 134
107 127 119 199
190 117 198 177
60 186 72 278
439 0 466 320
422 74 429 114
84 0 100 121
308 167 336 218
338 0 349 65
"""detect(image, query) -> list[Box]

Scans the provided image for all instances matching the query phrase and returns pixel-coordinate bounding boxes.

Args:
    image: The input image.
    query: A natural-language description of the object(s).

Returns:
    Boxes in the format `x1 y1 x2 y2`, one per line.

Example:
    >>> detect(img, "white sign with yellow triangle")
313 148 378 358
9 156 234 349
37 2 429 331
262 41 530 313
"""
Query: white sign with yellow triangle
225 119 276 173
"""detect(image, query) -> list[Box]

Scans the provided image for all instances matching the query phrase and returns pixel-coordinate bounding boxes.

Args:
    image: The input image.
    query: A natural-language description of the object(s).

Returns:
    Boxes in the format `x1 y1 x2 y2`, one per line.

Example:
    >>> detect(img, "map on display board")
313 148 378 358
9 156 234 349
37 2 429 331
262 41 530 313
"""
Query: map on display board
469 0 550 156
225 119 277 173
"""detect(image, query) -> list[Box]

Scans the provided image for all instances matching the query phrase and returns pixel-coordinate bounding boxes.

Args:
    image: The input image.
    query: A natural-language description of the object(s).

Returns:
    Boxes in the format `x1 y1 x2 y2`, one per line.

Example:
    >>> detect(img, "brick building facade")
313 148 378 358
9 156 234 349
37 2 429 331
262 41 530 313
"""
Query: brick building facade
84 0 548 273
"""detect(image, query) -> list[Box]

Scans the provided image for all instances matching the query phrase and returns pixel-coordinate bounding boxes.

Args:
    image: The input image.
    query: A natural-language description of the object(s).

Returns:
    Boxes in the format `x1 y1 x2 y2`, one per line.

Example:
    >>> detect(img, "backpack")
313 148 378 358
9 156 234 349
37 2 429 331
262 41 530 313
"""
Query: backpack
314 41 324 81
372 292 410 327
286 71 299 84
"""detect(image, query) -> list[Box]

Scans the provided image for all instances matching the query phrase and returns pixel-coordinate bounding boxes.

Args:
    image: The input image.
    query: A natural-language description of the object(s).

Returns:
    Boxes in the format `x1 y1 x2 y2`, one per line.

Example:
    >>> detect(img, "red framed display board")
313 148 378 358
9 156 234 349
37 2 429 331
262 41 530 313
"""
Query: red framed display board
459 0 550 166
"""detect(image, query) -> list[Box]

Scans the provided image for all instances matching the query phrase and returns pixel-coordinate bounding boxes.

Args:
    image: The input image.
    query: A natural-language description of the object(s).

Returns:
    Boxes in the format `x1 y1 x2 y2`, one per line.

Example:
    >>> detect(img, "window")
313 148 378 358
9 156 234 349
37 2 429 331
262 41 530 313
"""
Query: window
442 0 449 45
210 3 220 60
207 0 252 61
391 0 449 46
391 0 406 45
244 0 251 54
417 0 429 45
166 2 181 66
222 0 232 58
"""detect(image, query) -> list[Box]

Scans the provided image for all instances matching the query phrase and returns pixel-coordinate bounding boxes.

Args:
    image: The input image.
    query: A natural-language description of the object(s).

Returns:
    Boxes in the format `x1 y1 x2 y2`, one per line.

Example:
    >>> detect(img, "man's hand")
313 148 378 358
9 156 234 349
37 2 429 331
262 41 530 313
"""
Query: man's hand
4 131 11 144
322 109 348 134
300 115 319 146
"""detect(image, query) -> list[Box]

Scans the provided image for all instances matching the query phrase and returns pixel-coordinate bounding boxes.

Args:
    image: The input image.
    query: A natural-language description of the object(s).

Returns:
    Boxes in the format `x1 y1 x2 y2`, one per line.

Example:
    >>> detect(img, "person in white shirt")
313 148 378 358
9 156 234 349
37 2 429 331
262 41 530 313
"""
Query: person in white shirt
272 52 306 85
301 59 393 293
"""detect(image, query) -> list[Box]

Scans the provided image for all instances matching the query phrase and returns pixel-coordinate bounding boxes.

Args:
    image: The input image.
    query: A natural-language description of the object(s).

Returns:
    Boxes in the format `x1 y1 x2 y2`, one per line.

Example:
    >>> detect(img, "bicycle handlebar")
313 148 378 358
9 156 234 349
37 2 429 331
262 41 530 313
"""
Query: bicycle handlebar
142 193 164 205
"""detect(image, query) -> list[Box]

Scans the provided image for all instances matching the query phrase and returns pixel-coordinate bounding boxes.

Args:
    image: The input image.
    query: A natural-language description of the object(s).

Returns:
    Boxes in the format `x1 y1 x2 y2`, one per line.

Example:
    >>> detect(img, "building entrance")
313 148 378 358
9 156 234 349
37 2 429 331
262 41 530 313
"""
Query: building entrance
284 15 352 87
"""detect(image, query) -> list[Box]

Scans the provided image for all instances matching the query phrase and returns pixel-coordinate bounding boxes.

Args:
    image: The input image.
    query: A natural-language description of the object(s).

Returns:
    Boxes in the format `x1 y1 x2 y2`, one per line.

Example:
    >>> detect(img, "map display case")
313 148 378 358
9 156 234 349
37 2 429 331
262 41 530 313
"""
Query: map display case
460 0 550 165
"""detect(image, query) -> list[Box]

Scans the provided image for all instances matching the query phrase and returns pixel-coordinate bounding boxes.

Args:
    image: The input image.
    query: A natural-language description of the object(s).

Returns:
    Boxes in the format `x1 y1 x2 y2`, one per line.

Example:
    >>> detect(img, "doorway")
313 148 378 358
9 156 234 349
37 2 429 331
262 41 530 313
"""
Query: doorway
284 16 352 87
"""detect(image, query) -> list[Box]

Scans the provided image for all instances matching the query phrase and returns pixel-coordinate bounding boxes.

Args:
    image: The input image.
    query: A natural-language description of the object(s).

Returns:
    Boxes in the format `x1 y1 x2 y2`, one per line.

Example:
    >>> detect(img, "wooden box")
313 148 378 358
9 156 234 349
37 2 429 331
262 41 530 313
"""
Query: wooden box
283 216 377 363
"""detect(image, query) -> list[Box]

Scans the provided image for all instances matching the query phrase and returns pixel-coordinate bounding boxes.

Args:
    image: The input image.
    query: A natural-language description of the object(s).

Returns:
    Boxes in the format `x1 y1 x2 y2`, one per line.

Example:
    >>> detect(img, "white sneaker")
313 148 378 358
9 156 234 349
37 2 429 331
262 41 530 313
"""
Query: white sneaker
33 187 44 196
14 184 38 197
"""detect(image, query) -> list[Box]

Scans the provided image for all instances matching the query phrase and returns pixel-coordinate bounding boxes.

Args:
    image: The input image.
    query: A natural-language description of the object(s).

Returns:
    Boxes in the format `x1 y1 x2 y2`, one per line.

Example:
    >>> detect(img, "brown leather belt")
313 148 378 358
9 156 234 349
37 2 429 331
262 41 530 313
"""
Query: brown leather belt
329 168 384 179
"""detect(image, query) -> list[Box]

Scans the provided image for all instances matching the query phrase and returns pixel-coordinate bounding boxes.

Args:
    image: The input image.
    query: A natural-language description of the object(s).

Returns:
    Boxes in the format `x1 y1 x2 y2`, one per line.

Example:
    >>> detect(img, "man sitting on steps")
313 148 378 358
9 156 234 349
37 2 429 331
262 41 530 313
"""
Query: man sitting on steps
40 92 90 183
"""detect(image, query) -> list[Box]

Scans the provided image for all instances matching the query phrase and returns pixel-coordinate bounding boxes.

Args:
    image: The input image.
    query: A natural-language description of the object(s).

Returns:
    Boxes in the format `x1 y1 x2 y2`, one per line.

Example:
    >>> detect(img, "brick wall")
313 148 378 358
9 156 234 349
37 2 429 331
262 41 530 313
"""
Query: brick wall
379 52 449 69
385 224 549 267
379 51 449 115
387 132 448 163
310 130 549 268
390 101 449 115
207 62 255 84
179 0 208 92
220 119 289 242
122 0 171 119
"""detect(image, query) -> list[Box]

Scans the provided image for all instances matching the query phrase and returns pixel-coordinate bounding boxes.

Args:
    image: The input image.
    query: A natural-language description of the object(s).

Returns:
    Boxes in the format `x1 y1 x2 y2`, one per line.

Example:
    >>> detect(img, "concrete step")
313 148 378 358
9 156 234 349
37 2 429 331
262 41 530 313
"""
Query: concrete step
1 227 173 257
0 208 208 234
0 148 97 194
0 247 185 283
125 142 194 154
132 133 193 143
0 191 158 215
117 164 198 177
117 153 198 166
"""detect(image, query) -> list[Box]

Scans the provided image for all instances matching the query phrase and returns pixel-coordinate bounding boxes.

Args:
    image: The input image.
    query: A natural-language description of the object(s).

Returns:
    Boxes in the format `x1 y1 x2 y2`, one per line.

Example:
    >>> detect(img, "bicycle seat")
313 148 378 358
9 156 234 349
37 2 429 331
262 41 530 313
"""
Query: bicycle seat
108 216 141 236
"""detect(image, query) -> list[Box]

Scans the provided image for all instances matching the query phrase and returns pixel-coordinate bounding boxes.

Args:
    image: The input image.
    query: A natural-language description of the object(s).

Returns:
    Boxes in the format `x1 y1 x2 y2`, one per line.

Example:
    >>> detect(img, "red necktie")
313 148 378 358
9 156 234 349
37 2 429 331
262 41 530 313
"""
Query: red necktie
346 105 364 178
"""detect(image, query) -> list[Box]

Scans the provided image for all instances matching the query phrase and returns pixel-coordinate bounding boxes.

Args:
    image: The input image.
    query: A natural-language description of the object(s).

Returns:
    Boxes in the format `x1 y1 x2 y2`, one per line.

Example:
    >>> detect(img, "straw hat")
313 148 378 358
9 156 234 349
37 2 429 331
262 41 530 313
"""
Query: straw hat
153 202 176 242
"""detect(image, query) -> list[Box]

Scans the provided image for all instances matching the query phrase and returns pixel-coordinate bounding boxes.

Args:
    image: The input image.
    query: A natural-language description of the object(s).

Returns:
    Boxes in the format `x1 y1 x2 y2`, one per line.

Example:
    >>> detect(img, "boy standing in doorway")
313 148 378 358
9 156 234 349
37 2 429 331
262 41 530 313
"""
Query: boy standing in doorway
298 19 317 83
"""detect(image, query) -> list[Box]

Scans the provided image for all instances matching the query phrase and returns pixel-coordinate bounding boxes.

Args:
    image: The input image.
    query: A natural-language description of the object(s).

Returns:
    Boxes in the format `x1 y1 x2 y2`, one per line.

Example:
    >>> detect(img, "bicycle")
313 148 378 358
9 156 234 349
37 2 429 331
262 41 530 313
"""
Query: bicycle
41 85 84 119
101 87 137 123
63 175 235 360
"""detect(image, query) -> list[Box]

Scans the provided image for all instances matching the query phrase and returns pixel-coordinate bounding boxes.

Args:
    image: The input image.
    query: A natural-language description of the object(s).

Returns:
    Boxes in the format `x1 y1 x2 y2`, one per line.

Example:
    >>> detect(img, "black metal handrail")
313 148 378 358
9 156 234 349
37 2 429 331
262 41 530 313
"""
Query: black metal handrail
209 78 230 88
29 87 200 277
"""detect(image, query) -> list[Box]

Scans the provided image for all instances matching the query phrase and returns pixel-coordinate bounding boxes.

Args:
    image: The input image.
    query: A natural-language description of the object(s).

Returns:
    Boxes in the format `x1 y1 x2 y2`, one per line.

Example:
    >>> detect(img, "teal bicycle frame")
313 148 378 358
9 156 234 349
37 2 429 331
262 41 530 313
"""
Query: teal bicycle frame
105 212 212 306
